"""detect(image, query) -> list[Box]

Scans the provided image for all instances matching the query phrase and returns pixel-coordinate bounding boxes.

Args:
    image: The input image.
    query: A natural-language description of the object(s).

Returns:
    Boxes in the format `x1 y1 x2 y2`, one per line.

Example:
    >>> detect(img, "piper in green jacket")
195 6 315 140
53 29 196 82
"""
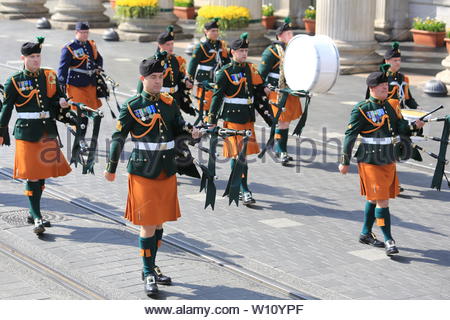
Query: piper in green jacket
384 42 419 112
187 18 230 114
104 53 201 297
137 25 195 117
0 37 72 235
208 33 265 206
338 65 425 256
258 18 302 166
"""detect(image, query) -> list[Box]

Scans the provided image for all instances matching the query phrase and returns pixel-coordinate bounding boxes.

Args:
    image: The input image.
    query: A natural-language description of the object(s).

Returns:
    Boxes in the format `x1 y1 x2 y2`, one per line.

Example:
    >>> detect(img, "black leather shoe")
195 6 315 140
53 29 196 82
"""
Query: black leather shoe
33 220 45 235
27 215 51 227
154 266 172 285
242 192 256 205
385 240 399 256
281 153 290 166
143 275 159 297
359 233 384 248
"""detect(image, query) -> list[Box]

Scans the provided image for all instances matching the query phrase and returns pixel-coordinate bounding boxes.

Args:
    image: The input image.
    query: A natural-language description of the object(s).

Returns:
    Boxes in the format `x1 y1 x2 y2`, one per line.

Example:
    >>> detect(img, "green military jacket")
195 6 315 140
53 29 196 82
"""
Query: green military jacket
137 53 187 103
258 41 285 87
0 68 65 142
187 38 230 83
386 71 418 109
106 91 188 179
342 96 416 165
208 60 263 125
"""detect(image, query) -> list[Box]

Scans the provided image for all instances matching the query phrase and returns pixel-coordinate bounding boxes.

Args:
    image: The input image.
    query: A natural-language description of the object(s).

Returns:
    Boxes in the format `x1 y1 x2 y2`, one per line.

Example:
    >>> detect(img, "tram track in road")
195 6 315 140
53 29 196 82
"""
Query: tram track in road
0 169 314 300
0 240 106 300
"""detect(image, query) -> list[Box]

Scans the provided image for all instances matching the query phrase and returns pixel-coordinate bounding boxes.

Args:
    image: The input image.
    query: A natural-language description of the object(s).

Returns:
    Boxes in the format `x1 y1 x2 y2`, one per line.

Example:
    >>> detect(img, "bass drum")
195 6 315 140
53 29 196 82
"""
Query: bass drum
283 35 340 94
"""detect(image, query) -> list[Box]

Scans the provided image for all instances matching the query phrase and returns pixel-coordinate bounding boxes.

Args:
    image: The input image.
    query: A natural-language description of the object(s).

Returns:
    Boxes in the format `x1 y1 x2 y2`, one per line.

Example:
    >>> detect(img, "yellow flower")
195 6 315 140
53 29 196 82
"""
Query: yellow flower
198 5 250 20
116 0 157 7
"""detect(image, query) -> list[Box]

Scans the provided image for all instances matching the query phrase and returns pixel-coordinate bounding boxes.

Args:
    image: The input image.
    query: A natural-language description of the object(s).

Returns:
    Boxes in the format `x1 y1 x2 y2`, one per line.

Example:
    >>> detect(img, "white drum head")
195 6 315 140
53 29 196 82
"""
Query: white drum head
283 35 340 94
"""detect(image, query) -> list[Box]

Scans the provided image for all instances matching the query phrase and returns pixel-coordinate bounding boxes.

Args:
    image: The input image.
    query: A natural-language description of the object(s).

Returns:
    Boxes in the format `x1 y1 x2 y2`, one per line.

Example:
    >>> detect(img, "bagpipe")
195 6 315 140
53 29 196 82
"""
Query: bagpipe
400 105 450 190
183 124 253 210
64 100 104 175
95 70 121 119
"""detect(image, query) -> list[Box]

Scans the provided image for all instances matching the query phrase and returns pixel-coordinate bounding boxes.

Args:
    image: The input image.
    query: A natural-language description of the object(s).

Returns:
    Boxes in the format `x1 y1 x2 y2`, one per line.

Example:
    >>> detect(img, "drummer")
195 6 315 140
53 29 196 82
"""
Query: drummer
384 42 419 114
258 18 302 166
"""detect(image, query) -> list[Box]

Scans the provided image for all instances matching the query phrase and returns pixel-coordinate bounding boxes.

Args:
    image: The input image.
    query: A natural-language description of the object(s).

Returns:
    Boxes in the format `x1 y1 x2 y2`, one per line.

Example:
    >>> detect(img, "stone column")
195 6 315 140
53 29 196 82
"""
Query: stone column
375 0 411 41
51 0 111 29
118 0 190 42
316 0 381 74
0 0 49 19
204 0 270 55
272 0 310 28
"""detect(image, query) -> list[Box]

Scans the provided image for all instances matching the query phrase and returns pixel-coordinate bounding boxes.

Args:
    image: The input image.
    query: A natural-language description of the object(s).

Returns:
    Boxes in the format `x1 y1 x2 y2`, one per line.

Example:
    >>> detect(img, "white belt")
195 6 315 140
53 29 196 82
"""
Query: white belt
268 72 280 79
361 136 400 145
16 111 50 119
223 97 253 105
135 140 175 151
71 68 95 76
161 85 178 93
198 65 213 71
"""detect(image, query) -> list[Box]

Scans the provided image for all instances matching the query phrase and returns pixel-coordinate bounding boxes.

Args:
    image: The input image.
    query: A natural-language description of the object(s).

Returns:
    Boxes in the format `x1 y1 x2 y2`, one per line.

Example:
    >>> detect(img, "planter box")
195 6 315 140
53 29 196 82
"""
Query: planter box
261 15 276 29
445 38 450 54
303 18 315 35
411 29 445 47
174 6 195 20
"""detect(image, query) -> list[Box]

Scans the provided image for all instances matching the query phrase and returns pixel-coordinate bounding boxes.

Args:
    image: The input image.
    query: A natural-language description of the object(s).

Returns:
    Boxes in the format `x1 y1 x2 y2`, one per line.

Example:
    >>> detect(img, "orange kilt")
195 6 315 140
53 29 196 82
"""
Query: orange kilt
67 84 102 110
14 138 71 180
125 172 181 226
222 121 260 158
358 162 400 201
269 91 302 122
195 87 213 111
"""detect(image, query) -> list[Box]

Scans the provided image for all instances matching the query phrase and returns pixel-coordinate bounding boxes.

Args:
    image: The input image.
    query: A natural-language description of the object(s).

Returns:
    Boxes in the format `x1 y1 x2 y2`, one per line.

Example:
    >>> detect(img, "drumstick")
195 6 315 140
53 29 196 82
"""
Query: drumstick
419 105 444 121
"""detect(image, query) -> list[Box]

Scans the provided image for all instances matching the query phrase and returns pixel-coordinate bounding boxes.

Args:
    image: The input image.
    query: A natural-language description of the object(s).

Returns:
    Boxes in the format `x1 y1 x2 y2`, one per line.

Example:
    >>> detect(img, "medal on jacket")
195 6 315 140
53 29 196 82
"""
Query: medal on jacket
366 108 385 123
134 104 158 121
19 80 33 91
74 48 85 58
231 72 244 82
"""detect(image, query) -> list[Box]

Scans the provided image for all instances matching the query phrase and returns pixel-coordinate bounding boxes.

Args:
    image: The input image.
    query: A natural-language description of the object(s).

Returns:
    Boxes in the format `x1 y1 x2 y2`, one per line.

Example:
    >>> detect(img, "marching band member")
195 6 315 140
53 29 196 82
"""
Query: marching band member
258 18 302 166
137 25 196 117
384 42 419 113
0 37 72 234
187 18 230 116
207 33 264 205
58 22 103 138
104 52 201 297
339 65 425 256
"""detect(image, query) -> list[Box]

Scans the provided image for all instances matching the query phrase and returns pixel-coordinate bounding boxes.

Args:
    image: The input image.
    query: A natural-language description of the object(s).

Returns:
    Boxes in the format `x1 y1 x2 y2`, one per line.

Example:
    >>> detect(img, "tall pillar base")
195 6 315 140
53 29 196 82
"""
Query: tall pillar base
436 56 450 85
117 10 191 42
0 0 49 19
50 0 112 30
336 40 382 75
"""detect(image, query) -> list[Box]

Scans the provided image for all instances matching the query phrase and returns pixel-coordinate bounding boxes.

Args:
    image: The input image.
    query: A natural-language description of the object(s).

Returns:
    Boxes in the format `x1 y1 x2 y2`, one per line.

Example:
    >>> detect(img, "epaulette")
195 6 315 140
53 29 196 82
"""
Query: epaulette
126 95 141 108
11 71 22 79
222 63 233 70
160 92 174 105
